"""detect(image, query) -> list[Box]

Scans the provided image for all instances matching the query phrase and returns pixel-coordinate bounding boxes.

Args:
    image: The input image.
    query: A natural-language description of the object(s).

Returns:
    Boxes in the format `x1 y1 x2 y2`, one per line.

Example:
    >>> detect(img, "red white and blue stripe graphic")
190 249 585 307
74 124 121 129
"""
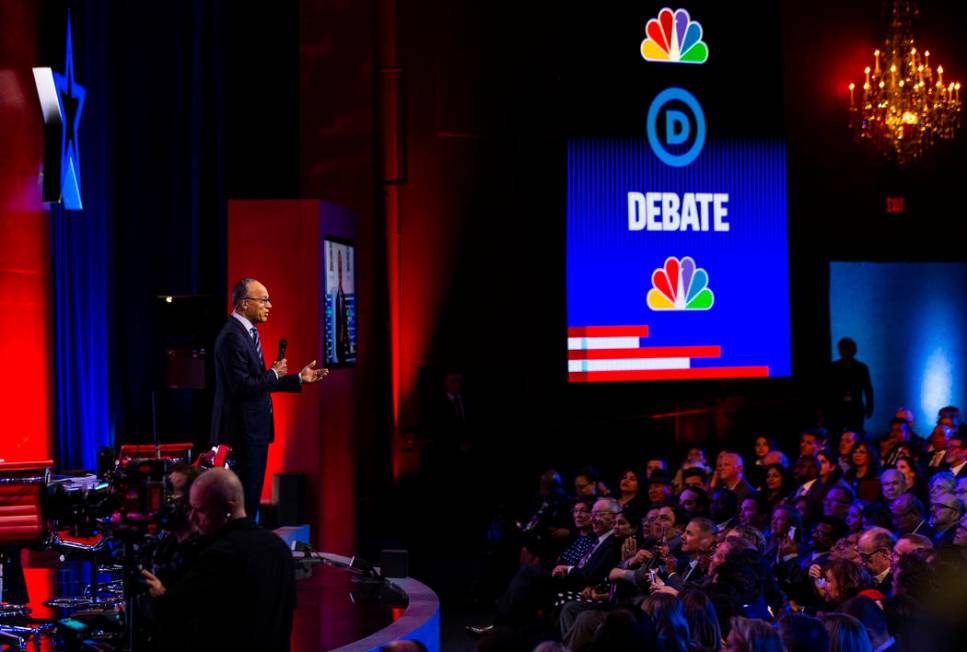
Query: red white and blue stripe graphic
568 325 769 382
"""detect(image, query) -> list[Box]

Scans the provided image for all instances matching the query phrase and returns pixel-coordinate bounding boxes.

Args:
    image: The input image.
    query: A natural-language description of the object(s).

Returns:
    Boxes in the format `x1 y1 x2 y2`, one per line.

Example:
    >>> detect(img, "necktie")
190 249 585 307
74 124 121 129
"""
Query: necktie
577 538 599 568
250 327 264 367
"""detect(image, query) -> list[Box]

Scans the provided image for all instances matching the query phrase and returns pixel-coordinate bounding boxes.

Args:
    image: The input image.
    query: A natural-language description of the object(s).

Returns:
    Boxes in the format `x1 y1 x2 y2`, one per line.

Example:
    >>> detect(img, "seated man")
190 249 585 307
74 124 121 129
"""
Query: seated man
880 469 908 506
478 498 621 635
890 493 933 537
930 493 964 547
142 468 296 652
857 526 896 595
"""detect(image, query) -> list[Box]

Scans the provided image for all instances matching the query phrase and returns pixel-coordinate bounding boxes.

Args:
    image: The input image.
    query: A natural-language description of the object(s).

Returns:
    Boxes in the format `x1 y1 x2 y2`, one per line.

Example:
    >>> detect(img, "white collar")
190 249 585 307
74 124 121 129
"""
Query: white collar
232 311 256 332
952 460 967 475
596 530 614 545
874 567 890 584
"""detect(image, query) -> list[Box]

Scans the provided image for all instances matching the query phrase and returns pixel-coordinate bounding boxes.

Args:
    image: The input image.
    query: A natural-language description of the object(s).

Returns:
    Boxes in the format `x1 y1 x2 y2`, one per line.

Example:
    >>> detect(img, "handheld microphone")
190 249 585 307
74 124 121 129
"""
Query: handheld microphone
277 338 288 361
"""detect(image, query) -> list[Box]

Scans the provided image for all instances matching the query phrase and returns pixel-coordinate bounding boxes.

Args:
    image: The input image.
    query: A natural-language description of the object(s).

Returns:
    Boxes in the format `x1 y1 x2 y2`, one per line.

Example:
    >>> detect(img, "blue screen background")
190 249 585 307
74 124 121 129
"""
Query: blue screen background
566 138 792 375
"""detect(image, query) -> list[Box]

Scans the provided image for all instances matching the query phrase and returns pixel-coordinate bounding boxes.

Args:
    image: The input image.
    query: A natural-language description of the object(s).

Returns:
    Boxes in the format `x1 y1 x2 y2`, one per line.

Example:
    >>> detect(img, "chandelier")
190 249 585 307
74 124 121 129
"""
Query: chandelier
848 0 961 164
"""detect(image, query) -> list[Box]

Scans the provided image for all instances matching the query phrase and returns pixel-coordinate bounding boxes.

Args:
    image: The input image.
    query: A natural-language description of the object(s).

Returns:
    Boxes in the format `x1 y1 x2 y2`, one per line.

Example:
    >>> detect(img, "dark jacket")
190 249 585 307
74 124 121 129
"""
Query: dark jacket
210 317 301 446
151 518 296 652
565 532 620 590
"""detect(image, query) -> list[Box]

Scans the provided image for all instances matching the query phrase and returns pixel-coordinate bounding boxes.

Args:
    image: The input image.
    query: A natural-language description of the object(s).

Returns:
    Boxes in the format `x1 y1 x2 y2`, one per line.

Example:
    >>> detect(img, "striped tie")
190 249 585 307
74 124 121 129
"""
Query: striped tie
250 327 264 367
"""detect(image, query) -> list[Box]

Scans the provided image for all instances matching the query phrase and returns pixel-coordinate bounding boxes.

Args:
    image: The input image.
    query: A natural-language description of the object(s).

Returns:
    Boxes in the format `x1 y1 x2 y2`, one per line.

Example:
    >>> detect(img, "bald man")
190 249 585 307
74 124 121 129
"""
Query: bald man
142 469 296 651
211 278 329 519
716 452 757 502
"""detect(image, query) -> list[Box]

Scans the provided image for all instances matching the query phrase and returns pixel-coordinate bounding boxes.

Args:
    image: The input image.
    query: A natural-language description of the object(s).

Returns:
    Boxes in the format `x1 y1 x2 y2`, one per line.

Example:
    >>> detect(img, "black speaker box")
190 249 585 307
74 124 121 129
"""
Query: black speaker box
380 549 408 578
272 473 305 526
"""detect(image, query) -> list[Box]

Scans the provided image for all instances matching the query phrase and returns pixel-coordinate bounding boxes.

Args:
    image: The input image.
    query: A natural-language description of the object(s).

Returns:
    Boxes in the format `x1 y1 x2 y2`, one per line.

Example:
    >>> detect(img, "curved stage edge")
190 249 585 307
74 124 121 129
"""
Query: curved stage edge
297 552 440 652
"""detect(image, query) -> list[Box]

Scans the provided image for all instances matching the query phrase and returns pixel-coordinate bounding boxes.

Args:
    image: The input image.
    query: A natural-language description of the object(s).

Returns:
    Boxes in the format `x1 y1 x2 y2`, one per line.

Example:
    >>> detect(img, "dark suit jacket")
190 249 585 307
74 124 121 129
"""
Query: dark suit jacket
210 317 301 446
565 532 620 589
151 518 296 652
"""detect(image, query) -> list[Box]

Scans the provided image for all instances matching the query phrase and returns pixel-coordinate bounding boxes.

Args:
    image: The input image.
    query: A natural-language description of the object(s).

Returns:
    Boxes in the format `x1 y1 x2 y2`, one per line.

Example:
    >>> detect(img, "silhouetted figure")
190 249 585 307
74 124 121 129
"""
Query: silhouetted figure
826 338 874 435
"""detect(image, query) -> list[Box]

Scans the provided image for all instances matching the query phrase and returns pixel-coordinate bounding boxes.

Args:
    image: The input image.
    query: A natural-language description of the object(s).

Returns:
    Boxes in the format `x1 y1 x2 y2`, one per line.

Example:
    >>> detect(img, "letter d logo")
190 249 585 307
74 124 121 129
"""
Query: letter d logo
647 87 705 167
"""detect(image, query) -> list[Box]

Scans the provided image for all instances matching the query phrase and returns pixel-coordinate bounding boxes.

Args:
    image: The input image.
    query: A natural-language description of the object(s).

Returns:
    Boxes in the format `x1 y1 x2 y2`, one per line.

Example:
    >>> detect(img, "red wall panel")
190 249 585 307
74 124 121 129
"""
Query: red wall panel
0 0 53 463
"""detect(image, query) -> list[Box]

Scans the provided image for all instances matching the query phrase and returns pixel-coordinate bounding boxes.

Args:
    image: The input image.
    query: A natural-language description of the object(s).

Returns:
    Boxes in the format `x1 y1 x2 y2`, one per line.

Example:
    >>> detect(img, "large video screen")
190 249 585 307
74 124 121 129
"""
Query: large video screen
323 237 357 367
566 3 791 382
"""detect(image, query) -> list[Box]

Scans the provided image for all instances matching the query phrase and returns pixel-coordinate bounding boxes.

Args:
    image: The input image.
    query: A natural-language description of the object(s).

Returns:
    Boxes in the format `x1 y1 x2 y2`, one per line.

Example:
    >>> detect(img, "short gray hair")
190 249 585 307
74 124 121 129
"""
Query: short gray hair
231 278 256 309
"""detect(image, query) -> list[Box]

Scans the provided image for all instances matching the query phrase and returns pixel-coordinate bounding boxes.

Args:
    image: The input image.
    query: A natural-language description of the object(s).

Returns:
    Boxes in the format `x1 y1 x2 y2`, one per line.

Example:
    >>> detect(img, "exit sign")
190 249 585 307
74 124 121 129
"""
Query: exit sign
886 196 906 214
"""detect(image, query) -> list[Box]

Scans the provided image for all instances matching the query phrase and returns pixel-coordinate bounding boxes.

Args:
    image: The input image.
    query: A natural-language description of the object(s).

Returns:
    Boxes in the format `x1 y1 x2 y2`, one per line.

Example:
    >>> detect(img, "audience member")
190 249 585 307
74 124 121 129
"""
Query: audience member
680 590 721 652
678 486 709 519
846 441 882 505
929 493 964 547
824 486 856 520
751 437 779 487
800 429 828 459
894 455 928 503
893 532 932 558
647 471 676 507
819 612 873 652
944 433 967 478
476 405 967 651
717 453 757 503
838 431 860 475
842 595 898 652
646 458 669 479
641 592 692 652
856 527 895 595
779 612 830 652
725 616 783 652
681 467 710 492
889 493 932 537
615 468 647 513
879 469 907 505
710 488 740 531
756 463 794 515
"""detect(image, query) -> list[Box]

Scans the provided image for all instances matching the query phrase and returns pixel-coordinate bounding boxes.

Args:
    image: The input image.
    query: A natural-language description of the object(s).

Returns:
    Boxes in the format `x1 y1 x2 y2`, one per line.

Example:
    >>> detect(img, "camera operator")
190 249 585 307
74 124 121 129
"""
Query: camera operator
145 463 205 588
140 468 296 652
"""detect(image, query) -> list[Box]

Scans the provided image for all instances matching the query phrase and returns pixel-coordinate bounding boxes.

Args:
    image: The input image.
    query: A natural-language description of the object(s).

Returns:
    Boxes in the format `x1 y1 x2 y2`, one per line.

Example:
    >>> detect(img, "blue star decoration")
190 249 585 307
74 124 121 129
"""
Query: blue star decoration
35 10 85 210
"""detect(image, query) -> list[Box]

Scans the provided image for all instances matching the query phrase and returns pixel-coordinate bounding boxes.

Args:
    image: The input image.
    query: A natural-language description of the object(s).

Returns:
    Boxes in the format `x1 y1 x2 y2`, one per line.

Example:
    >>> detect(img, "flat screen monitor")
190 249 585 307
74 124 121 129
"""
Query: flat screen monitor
323 237 357 367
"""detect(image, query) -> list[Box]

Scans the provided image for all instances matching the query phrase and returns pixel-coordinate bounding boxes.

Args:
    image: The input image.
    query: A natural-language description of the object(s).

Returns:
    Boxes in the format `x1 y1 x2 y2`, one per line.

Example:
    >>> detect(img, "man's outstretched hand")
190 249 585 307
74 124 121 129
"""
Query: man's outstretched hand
300 360 330 384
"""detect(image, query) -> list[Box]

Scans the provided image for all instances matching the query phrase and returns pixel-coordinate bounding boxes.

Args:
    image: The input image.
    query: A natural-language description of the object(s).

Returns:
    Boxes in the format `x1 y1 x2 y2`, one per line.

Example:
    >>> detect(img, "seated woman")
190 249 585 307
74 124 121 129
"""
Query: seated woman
615 467 648 514
756 463 794 516
817 449 845 489
845 441 882 505
818 558 873 608
749 436 780 489
894 455 930 505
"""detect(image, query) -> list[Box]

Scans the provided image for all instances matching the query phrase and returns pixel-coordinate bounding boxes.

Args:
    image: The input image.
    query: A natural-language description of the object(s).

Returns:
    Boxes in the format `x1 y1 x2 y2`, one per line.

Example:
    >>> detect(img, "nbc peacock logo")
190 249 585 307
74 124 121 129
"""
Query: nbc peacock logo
640 8 709 64
647 256 714 311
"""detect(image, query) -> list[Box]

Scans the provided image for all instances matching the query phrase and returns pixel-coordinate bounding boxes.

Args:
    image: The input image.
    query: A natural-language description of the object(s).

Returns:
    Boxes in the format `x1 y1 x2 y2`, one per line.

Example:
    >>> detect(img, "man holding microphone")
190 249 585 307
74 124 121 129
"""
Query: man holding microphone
210 278 329 520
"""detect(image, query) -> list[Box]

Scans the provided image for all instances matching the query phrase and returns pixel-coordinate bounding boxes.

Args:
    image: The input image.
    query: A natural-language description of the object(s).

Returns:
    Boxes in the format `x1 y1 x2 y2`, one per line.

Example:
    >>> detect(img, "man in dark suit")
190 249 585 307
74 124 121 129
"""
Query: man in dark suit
141 468 296 651
857 527 896 596
211 278 329 519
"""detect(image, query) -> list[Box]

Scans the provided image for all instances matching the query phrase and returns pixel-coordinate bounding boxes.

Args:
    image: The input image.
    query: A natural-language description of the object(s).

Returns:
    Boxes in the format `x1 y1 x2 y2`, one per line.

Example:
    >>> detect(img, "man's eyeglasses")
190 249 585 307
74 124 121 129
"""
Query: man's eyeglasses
859 547 889 562
591 510 616 517
243 296 272 304
930 503 960 514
